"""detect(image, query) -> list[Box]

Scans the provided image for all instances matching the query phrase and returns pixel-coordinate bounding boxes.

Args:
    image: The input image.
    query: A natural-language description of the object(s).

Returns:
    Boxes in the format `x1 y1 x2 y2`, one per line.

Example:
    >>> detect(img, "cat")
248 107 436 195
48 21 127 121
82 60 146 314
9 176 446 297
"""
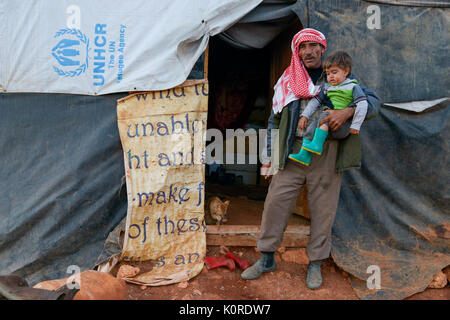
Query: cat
204 196 230 225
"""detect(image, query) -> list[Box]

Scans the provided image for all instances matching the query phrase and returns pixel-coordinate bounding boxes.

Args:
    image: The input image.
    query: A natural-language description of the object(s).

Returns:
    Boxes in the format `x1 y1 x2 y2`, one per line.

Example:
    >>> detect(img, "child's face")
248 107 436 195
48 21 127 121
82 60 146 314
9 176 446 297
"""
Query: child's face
325 66 349 86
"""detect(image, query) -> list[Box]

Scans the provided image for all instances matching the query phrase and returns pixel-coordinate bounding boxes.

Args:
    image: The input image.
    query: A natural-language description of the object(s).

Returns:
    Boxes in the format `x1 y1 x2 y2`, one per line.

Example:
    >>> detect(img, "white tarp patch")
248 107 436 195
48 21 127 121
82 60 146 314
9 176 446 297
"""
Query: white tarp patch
383 97 448 112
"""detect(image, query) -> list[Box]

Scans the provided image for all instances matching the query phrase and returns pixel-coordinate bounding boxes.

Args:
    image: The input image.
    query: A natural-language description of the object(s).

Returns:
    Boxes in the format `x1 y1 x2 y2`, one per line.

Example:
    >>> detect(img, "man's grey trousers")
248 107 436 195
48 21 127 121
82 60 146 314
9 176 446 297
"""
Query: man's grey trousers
257 138 342 261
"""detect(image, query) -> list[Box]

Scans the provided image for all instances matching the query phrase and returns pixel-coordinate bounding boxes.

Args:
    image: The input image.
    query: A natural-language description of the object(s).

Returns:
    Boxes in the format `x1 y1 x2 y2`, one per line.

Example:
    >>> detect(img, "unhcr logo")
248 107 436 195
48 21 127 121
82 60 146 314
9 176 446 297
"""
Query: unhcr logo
52 28 90 77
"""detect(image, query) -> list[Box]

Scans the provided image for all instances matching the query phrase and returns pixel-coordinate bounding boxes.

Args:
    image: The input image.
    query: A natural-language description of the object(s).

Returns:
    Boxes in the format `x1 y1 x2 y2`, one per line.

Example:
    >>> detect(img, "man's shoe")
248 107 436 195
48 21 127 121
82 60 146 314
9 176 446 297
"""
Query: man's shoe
241 252 276 280
306 260 323 289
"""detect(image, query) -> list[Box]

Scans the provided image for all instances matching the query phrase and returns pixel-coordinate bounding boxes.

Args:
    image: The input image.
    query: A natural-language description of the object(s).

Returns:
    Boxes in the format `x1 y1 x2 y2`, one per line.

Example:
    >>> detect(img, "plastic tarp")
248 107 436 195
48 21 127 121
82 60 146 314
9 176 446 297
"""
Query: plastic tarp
217 0 304 49
0 55 206 285
0 92 128 285
384 97 448 113
0 0 262 95
303 0 449 103
332 99 450 299
296 0 450 299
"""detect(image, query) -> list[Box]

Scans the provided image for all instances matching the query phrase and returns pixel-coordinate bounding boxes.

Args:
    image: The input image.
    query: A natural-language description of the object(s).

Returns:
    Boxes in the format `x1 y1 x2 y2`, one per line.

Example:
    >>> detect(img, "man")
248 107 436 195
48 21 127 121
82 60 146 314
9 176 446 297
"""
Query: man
241 28 379 289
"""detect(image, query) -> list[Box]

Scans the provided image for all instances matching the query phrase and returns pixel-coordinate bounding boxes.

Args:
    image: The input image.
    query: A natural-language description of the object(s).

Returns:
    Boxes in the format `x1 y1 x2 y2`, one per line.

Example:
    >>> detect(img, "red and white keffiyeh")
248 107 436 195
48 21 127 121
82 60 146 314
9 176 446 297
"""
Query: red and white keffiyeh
272 28 327 114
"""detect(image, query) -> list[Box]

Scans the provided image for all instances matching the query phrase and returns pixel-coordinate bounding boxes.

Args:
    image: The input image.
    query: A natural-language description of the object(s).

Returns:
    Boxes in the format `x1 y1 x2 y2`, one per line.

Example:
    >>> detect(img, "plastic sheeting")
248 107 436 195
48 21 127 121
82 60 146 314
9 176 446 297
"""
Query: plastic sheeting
0 56 206 286
0 93 128 285
298 0 450 299
332 99 450 299
218 0 304 49
0 0 261 95
384 97 448 113
304 0 449 103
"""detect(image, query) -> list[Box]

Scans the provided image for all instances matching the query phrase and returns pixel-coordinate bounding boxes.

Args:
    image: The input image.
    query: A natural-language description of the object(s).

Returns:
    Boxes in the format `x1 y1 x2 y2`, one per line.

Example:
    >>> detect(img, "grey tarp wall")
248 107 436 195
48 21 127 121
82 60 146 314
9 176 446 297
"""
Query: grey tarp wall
0 53 205 285
304 0 450 299
0 92 128 285
332 100 449 299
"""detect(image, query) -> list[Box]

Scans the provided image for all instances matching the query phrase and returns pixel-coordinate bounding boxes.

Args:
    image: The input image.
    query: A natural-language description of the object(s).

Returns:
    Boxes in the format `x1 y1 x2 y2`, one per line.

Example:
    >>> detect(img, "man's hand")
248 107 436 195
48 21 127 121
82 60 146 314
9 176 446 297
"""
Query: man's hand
350 128 359 135
319 108 354 132
298 116 308 130
260 163 273 180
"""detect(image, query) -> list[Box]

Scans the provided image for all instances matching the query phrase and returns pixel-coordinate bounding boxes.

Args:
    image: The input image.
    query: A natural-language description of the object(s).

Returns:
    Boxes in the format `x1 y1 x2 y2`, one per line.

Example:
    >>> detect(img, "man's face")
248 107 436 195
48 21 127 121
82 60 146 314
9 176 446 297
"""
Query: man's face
298 42 325 69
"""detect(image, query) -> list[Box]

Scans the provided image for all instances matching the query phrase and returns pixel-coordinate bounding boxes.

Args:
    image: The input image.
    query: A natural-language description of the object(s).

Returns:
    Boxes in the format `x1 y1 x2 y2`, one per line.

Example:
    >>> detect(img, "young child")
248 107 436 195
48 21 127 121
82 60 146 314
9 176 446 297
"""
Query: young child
288 51 368 166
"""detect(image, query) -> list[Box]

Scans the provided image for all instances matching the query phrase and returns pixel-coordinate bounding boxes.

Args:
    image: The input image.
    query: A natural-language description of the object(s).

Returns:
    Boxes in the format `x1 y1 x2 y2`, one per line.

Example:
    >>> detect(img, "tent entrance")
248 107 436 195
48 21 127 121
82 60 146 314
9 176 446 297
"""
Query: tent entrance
205 32 310 247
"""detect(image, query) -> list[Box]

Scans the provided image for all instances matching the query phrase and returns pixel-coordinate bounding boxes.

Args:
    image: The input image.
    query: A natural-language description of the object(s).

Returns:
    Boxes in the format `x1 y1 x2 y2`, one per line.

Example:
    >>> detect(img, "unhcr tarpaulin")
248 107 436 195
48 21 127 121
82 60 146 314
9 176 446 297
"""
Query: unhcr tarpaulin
0 0 261 95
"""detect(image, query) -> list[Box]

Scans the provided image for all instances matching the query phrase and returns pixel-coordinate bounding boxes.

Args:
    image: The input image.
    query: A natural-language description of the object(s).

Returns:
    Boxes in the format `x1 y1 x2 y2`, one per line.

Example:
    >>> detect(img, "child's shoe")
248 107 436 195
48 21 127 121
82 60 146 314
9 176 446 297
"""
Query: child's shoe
288 139 312 166
302 128 328 155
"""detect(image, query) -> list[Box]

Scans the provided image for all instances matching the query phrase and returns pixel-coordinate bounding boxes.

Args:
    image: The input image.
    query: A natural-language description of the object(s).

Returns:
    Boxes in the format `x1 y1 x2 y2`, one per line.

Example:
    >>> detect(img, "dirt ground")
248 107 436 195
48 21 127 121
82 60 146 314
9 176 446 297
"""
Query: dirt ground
125 246 449 300
123 193 448 300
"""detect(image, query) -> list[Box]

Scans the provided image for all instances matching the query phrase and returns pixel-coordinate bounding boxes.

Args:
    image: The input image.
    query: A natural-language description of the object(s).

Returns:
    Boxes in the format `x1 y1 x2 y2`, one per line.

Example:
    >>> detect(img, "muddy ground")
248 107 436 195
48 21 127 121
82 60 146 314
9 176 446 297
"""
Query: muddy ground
124 192 448 300
125 246 449 300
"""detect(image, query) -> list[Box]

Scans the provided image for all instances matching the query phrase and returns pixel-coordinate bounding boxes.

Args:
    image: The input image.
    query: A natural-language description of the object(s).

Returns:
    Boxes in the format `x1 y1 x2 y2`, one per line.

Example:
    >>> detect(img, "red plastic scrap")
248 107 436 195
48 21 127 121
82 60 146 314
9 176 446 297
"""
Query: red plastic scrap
204 256 235 270
225 252 250 270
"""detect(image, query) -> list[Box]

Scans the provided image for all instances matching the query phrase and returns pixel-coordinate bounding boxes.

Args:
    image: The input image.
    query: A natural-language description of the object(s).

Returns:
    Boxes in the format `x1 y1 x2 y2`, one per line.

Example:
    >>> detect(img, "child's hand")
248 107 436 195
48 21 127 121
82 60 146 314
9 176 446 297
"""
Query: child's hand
350 129 359 135
298 117 308 130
